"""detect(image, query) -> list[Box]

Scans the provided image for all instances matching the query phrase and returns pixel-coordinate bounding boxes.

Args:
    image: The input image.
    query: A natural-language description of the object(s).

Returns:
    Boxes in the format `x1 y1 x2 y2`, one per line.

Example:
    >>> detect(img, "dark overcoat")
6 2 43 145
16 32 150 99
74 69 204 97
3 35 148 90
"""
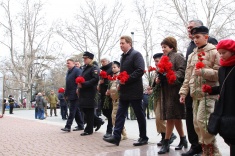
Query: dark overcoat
64 66 82 101
211 65 235 144
119 48 145 100
79 61 100 108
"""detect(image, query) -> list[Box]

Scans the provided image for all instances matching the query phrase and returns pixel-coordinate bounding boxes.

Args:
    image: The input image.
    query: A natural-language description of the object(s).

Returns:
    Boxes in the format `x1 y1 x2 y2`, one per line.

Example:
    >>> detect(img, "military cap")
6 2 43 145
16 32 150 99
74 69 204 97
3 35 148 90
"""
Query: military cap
113 61 120 67
191 26 209 35
153 53 163 59
83 51 94 59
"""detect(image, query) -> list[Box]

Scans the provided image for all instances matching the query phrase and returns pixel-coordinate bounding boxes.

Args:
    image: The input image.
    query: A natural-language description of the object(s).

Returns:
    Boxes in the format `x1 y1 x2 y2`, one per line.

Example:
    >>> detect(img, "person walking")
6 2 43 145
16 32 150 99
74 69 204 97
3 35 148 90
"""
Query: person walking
103 35 148 146
157 37 187 154
8 95 14 114
179 26 221 156
98 56 113 138
78 51 104 136
61 59 84 132
36 92 46 120
182 20 218 156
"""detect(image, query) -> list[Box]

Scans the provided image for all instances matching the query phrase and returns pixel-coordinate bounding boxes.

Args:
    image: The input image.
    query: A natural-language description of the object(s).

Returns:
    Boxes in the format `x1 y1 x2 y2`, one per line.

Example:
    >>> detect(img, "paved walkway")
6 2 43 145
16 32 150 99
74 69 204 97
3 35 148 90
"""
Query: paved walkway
0 109 229 156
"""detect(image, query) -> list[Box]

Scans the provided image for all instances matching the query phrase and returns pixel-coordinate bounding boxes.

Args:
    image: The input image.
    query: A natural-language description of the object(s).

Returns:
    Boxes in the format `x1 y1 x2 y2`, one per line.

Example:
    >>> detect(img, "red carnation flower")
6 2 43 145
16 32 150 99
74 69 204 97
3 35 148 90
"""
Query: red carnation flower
99 71 108 79
75 76 85 84
198 57 204 61
148 66 156 72
166 70 177 84
117 71 129 83
196 62 205 69
202 84 212 93
201 51 205 56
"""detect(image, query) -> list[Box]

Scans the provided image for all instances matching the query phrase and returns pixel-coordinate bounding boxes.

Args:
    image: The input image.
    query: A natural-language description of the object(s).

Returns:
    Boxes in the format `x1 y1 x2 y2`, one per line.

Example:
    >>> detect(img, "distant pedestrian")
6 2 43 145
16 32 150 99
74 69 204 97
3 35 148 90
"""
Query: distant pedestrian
47 90 58 117
36 92 47 120
8 95 14 114
58 87 67 120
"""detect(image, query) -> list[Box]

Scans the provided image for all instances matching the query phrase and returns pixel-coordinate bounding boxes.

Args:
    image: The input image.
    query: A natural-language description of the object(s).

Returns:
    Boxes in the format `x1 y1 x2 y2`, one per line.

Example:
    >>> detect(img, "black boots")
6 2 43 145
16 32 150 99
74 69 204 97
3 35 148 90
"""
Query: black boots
158 139 170 154
175 136 188 150
157 133 165 146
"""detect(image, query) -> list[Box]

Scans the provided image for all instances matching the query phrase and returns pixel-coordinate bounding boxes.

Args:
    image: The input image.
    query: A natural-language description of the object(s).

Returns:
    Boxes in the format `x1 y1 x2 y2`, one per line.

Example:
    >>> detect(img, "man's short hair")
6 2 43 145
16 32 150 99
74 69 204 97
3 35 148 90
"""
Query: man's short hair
120 36 132 47
189 20 203 27
67 58 75 62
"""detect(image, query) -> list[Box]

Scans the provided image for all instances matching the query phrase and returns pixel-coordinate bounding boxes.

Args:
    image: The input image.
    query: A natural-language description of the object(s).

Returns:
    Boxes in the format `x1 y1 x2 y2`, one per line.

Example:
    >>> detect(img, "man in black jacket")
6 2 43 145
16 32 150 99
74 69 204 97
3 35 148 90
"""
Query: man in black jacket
98 56 113 138
103 35 148 146
61 59 84 132
181 20 218 156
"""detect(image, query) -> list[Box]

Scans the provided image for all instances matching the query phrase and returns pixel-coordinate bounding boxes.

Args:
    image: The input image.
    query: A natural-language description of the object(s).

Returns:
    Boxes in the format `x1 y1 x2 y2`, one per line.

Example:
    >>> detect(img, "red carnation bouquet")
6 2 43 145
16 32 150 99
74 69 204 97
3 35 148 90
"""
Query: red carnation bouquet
144 66 157 86
75 76 85 84
117 71 129 84
99 70 108 79
157 56 176 84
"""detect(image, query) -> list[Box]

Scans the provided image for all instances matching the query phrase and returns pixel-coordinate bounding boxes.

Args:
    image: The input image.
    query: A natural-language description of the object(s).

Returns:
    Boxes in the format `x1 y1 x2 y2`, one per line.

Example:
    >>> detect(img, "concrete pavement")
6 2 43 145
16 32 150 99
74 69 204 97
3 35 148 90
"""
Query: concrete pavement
0 109 229 156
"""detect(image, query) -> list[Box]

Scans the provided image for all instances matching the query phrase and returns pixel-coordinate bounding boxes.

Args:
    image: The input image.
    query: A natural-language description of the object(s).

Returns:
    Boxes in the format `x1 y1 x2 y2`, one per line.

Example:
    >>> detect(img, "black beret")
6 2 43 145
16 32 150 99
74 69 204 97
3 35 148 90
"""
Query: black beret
191 26 209 35
113 61 120 67
9 95 13 98
83 51 94 59
153 53 163 59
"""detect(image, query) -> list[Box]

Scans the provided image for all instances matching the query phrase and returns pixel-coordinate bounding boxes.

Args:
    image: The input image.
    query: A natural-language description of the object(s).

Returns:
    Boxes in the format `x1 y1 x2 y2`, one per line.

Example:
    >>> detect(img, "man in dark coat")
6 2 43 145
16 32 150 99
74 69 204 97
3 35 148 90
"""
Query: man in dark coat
98 56 113 138
103 35 148 146
78 51 104 136
182 19 218 156
61 59 84 132
8 95 14 114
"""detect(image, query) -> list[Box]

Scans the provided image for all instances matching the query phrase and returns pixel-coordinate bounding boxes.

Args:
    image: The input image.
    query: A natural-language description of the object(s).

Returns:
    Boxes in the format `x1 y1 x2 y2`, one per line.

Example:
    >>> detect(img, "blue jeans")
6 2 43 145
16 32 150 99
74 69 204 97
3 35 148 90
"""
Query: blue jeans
38 108 45 119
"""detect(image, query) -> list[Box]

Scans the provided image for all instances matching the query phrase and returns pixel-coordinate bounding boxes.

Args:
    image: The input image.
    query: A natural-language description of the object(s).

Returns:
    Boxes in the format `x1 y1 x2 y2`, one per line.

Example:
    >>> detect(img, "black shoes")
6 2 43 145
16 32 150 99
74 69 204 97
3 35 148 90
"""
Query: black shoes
158 139 170 154
103 135 120 146
169 133 177 144
175 136 188 150
157 133 165 146
61 127 71 132
95 120 104 131
73 127 84 131
80 132 92 136
133 138 148 146
181 148 202 156
103 133 112 138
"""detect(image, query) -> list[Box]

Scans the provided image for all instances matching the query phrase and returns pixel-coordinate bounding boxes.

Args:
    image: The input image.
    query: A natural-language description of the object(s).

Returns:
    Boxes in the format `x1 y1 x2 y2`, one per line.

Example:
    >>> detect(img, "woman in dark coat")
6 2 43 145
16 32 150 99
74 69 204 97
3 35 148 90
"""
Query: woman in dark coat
209 39 235 155
157 37 187 154
78 51 103 136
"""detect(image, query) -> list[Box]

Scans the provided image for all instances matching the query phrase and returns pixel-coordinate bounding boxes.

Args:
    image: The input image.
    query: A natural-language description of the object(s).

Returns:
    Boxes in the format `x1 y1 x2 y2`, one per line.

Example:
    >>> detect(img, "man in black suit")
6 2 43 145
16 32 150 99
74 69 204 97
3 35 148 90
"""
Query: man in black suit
181 20 218 156
103 35 148 146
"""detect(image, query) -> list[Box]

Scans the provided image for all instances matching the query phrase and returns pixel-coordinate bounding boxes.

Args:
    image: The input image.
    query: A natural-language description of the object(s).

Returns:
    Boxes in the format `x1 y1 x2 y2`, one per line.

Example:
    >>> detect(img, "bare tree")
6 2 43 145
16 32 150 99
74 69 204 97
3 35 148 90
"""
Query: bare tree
0 0 59 108
57 0 128 64
133 0 157 69
159 0 235 54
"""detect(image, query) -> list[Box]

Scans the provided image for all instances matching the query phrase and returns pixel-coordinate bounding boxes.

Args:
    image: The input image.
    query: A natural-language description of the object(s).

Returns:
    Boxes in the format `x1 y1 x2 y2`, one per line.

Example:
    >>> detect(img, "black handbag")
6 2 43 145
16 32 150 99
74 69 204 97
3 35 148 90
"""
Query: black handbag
207 100 221 135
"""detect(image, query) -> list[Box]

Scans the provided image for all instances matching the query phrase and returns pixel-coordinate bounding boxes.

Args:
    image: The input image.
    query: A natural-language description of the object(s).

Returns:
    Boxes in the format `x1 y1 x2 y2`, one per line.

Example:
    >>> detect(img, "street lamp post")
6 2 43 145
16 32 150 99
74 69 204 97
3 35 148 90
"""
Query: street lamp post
131 32 134 48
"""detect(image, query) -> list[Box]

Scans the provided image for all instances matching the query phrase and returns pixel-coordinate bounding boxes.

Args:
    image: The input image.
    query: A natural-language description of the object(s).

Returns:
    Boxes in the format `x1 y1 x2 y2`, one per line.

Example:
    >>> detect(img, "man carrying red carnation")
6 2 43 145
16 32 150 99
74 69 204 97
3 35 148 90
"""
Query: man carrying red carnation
179 26 221 156
103 35 148 146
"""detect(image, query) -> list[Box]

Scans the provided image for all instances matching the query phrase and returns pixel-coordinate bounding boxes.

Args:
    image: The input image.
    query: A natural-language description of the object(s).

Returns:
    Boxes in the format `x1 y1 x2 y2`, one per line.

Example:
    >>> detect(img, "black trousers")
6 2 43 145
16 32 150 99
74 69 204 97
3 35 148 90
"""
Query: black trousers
114 99 148 140
231 144 235 156
185 94 202 151
83 108 95 134
101 95 113 134
9 104 14 114
65 99 83 129
60 105 67 119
